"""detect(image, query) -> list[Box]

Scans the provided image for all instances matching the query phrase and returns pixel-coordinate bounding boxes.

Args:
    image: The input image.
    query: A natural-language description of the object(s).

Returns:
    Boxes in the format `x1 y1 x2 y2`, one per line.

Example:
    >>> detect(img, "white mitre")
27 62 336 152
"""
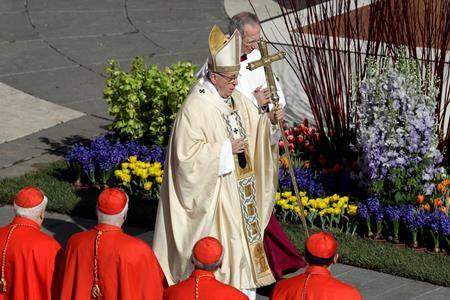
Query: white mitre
208 25 241 73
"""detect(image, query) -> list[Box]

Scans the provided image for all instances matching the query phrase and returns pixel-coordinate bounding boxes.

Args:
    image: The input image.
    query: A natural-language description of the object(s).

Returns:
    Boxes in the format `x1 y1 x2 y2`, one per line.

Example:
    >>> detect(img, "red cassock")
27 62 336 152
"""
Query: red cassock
270 265 363 300
163 269 249 300
0 216 62 300
59 223 166 300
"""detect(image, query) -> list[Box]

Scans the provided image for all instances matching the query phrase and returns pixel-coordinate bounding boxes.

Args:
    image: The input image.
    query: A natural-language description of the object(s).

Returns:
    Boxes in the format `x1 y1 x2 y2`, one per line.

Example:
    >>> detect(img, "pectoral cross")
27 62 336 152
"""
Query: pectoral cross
247 38 310 237
246 38 286 105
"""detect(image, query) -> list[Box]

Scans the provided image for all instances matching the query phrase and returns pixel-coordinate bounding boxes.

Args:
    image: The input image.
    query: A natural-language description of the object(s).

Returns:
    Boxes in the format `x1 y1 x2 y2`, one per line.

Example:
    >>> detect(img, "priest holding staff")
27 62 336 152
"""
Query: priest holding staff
153 25 282 299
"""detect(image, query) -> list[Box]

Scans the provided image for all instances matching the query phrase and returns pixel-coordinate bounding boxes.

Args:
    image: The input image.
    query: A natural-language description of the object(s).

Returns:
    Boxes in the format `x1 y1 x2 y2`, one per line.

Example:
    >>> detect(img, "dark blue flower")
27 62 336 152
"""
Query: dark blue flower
357 202 370 219
367 197 380 213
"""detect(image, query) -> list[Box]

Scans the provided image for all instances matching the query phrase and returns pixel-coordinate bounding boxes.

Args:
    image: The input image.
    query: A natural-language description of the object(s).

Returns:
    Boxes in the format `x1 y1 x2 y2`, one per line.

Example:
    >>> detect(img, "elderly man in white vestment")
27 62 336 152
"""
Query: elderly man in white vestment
153 25 283 299
198 12 307 283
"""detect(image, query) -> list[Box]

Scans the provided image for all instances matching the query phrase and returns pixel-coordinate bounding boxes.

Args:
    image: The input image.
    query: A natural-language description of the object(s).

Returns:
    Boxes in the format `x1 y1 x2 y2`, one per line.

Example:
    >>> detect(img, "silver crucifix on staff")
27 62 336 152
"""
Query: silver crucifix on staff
247 38 310 237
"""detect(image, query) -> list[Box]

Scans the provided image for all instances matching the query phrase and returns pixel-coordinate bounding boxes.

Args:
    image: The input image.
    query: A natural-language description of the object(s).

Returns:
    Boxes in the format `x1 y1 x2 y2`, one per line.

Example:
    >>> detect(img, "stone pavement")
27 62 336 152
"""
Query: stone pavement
0 0 228 177
0 205 448 299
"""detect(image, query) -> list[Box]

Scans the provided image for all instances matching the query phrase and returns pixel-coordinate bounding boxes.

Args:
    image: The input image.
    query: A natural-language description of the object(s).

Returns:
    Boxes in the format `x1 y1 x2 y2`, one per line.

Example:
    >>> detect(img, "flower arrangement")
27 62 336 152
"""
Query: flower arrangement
356 55 443 205
66 135 165 198
275 191 358 234
114 156 163 198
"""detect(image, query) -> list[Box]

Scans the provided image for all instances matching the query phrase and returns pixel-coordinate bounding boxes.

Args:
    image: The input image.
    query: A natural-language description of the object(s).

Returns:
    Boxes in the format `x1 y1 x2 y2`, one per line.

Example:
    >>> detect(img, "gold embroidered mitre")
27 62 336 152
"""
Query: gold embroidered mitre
208 25 241 73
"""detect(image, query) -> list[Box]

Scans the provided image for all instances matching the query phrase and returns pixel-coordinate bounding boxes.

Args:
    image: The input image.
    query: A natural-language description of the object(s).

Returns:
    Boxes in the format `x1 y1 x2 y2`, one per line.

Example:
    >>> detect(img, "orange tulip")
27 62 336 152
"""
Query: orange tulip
280 156 289 169
423 203 431 211
434 198 443 207
437 183 446 193
439 206 447 214
417 194 424 205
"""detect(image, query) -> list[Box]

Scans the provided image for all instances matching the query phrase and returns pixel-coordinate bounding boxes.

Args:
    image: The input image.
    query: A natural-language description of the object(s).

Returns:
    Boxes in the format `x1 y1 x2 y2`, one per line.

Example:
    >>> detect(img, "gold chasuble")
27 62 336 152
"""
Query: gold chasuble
153 80 277 290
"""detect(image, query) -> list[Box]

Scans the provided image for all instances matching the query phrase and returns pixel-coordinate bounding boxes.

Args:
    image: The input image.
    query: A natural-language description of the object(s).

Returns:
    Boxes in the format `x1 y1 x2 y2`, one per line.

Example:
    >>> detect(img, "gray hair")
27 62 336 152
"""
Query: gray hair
14 196 48 218
191 251 224 271
96 202 128 226
228 12 260 37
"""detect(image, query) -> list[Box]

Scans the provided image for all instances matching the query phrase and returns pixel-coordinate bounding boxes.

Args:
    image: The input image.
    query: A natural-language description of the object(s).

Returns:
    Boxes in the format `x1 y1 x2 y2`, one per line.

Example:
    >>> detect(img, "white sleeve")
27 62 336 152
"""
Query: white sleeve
218 139 235 176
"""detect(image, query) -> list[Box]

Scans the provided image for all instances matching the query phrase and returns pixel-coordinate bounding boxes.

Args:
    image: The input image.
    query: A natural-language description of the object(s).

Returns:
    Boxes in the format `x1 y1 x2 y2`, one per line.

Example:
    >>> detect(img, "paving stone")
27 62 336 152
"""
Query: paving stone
378 280 448 300
61 114 111 133
361 273 413 299
29 10 134 39
331 263 354 276
0 39 74 75
0 12 39 42
9 116 108 154
336 266 389 288
127 9 228 33
64 98 112 120
0 153 63 178
0 66 105 105
0 0 25 12
127 0 223 11
0 141 47 169
28 0 123 11
411 287 450 300
48 33 161 65
0 83 84 143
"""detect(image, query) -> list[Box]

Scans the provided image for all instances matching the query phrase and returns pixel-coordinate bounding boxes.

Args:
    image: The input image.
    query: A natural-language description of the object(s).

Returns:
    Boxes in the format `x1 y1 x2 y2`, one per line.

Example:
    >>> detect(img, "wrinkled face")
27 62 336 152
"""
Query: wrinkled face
210 71 239 98
242 24 261 55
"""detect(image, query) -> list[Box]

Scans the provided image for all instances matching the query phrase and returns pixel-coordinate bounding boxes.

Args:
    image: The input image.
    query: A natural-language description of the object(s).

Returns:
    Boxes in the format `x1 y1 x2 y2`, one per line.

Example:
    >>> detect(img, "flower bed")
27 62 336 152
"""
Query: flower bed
66 135 164 200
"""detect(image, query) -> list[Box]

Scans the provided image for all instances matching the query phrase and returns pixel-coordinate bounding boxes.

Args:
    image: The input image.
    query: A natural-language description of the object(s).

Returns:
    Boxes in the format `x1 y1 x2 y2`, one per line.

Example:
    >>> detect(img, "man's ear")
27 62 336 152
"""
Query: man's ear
210 73 217 84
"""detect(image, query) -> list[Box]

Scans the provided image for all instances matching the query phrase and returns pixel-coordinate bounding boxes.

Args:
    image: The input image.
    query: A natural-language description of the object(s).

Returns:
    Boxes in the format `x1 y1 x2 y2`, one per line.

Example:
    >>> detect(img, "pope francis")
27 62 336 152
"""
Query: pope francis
152 25 280 298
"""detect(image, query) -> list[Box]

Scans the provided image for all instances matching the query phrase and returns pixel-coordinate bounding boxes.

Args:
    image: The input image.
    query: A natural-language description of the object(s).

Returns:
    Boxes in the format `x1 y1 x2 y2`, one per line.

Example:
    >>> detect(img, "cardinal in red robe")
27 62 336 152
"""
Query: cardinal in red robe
164 236 248 300
59 188 166 300
0 186 62 300
271 232 363 300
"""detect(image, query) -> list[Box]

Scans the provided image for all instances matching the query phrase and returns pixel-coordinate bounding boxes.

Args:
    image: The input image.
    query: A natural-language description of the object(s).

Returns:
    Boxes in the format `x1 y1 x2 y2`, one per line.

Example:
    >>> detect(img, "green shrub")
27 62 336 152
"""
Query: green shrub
104 57 197 146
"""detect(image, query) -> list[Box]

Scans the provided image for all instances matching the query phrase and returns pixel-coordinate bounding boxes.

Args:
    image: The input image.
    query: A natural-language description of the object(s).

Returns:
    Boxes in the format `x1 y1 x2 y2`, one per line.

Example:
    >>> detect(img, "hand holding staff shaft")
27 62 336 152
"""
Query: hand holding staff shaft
247 38 309 237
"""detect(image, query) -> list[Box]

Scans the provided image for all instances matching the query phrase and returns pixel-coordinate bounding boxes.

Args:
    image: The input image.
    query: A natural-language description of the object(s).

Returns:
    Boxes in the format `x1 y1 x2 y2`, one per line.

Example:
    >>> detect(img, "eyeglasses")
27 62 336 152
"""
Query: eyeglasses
215 72 239 83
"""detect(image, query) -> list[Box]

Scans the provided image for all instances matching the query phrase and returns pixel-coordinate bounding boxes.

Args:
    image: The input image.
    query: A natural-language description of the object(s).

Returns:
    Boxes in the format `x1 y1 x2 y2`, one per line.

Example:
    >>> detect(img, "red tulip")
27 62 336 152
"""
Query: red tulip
304 140 310 147
289 143 295 151
284 130 290 137
278 141 285 149
287 135 295 143
297 135 304 144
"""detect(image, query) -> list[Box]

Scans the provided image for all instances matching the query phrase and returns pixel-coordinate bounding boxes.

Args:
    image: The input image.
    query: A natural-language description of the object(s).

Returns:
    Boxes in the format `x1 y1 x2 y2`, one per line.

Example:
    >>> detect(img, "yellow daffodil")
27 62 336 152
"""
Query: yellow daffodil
122 168 130 174
333 207 342 215
114 170 123 177
282 191 292 198
299 191 306 197
317 201 327 209
121 162 129 169
301 196 308 206
275 193 281 201
348 204 358 216
144 181 153 191
156 176 163 184
129 156 137 163
121 174 131 183
154 162 162 169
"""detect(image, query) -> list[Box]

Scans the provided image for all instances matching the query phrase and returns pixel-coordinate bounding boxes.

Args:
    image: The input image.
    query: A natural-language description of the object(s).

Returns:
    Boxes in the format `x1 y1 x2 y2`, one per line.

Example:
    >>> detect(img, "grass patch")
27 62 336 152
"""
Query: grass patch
282 223 450 287
0 161 157 229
